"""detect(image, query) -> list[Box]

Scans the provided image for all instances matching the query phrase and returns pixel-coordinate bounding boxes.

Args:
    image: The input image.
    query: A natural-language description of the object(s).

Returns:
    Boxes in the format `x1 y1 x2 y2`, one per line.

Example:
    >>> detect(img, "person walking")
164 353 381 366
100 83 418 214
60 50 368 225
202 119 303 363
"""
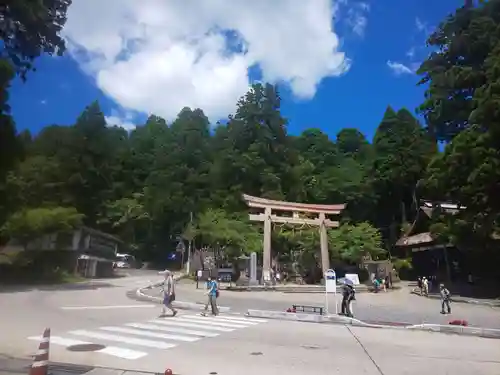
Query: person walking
440 283 452 314
417 277 423 295
158 269 178 317
201 276 219 316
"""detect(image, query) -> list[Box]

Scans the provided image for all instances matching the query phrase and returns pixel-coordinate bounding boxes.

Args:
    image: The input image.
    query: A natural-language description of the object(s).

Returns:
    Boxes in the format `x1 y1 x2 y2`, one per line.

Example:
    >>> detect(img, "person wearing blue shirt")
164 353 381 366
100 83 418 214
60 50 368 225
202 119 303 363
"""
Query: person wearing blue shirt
201 276 219 316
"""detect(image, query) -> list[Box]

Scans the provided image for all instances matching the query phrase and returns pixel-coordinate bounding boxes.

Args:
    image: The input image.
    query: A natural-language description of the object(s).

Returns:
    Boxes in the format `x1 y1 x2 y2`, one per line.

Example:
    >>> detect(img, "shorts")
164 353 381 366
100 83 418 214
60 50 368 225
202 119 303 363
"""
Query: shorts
163 293 176 305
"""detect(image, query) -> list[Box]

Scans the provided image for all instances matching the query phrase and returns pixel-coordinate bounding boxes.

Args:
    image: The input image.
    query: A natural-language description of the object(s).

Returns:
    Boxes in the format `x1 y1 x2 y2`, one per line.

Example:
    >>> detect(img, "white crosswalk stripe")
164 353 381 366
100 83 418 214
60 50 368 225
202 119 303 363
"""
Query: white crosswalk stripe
27 313 267 361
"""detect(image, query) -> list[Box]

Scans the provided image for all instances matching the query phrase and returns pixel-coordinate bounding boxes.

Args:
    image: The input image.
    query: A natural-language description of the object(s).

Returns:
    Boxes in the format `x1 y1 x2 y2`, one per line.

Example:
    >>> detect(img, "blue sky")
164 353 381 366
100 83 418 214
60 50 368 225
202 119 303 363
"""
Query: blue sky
9 0 463 142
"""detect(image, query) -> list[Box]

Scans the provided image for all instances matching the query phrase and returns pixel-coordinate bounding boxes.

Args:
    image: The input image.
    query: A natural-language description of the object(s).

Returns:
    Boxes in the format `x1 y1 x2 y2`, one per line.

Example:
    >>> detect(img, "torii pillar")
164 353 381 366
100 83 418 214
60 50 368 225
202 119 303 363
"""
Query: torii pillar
243 194 345 282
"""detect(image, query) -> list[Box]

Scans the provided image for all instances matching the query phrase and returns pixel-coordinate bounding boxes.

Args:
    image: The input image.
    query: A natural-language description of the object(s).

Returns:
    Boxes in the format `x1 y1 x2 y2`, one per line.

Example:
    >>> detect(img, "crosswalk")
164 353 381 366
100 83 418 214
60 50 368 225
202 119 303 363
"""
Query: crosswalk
27 313 267 360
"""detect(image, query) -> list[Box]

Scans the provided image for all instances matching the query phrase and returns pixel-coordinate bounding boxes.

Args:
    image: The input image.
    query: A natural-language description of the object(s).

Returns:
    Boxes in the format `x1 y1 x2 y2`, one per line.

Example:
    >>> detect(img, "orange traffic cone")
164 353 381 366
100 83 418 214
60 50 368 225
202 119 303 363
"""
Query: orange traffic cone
30 328 50 375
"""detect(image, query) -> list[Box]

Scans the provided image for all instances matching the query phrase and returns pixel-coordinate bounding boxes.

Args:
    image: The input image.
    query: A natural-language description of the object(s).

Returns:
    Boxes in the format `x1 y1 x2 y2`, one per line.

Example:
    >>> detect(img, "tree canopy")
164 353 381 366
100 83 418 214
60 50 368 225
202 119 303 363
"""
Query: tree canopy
2 0 499 281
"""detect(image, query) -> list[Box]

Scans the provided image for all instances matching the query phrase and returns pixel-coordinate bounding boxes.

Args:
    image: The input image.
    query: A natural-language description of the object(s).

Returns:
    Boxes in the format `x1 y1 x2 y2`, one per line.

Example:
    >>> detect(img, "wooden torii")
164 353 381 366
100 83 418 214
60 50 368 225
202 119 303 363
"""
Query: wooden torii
242 194 345 282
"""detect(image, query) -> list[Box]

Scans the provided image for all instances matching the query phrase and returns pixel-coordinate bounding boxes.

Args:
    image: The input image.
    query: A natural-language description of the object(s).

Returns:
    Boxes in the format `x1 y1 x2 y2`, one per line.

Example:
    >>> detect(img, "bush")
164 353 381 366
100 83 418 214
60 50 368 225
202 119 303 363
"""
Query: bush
0 250 79 284
392 257 413 280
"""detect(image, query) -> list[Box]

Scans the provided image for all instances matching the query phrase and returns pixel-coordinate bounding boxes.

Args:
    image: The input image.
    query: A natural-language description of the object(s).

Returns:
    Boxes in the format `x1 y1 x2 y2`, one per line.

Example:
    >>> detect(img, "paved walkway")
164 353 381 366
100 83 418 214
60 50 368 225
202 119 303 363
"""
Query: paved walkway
409 288 500 307
139 282 500 329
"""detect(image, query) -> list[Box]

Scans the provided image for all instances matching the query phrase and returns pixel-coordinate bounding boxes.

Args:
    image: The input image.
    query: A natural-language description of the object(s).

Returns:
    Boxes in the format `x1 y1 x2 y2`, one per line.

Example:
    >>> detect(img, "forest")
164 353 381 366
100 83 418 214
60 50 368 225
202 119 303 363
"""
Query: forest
1 1 499 282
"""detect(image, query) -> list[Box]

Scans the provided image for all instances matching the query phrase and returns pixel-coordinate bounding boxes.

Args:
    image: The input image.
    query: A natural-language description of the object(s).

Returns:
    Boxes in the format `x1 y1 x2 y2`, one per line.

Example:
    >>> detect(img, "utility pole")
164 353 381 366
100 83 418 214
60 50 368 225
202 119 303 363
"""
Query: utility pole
186 211 193 275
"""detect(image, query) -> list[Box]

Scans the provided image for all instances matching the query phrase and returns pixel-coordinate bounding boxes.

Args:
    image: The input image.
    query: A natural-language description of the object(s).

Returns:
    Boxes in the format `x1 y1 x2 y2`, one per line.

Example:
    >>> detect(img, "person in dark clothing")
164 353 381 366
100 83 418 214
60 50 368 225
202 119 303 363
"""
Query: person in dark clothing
340 282 356 317
417 277 423 294
440 283 451 314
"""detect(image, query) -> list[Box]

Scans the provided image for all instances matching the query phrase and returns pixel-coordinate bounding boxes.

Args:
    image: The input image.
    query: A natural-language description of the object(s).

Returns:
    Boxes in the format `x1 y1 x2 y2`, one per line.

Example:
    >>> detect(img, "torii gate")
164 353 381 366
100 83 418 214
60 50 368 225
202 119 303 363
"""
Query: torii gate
242 194 345 282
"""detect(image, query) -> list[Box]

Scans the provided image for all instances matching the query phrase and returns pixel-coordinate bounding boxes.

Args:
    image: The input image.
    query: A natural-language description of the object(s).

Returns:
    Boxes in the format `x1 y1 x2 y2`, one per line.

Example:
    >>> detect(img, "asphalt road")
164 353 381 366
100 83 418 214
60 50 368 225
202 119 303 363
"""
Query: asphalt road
146 281 500 328
1 272 500 375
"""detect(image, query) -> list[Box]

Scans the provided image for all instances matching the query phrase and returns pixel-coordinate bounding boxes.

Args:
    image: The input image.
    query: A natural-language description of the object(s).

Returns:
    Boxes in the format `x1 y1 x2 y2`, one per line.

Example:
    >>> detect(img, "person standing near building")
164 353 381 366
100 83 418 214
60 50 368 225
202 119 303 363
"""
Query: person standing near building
201 276 219 316
159 269 178 317
440 283 452 314
422 277 429 296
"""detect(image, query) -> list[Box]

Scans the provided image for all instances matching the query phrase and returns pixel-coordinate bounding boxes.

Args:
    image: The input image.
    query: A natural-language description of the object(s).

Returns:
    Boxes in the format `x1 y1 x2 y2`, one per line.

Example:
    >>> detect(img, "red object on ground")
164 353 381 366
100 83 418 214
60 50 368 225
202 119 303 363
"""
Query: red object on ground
164 369 173 375
286 308 292 313
30 328 50 375
449 319 468 326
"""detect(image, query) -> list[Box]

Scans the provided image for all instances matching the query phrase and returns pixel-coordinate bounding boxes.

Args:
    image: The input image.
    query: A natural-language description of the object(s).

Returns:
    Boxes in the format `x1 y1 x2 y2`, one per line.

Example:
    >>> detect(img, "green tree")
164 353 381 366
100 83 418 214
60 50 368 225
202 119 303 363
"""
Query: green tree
209 83 294 209
196 208 261 259
0 59 21 225
99 191 150 251
370 107 436 244
1 207 83 250
329 222 386 264
0 0 72 78
418 1 500 243
6 155 68 209
417 1 495 141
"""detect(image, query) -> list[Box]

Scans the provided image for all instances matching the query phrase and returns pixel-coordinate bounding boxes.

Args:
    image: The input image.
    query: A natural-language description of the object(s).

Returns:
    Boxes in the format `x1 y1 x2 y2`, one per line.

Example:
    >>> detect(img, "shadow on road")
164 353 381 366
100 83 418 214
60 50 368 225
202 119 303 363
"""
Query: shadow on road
0 355 95 375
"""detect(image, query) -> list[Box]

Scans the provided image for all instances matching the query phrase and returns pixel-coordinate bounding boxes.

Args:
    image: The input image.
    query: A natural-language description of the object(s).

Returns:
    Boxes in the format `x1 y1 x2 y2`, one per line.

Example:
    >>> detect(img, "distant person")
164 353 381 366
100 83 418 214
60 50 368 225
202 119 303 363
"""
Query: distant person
440 283 452 314
158 269 178 317
427 276 433 293
201 276 219 316
422 277 429 296
340 281 356 317
417 277 423 294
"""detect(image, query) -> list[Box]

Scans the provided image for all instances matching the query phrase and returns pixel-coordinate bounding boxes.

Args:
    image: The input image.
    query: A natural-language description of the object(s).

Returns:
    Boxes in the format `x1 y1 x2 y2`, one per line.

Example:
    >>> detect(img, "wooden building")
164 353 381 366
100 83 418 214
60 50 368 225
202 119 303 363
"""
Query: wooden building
2 226 121 278
395 201 463 281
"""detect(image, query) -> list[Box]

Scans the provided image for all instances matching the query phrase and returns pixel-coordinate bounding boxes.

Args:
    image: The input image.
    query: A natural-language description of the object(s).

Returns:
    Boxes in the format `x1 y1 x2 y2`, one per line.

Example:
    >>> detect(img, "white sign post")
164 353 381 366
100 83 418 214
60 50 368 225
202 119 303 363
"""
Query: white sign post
324 269 337 315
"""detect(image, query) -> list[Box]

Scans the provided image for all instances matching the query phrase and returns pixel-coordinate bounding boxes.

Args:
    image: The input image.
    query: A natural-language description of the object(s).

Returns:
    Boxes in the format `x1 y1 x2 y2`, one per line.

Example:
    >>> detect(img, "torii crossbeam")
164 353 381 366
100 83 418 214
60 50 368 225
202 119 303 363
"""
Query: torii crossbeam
242 194 345 283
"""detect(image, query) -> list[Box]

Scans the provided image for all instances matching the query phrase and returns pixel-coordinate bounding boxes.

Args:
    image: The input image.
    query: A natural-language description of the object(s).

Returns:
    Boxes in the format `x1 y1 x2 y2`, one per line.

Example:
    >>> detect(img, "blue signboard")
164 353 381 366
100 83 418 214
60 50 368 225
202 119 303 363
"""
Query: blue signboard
325 269 336 280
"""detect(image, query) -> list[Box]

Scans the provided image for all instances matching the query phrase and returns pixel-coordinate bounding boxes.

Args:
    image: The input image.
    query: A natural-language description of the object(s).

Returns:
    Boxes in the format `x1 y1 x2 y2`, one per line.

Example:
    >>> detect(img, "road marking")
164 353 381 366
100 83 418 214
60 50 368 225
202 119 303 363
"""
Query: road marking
61 304 155 310
99 326 200 342
27 336 147 360
193 316 260 325
177 316 253 328
125 323 219 337
68 330 177 349
217 315 268 324
149 319 234 332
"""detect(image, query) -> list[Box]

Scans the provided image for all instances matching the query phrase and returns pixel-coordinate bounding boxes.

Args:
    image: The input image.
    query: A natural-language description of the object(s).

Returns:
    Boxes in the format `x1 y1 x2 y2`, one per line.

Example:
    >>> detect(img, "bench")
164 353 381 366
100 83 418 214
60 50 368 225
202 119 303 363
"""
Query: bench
292 304 324 315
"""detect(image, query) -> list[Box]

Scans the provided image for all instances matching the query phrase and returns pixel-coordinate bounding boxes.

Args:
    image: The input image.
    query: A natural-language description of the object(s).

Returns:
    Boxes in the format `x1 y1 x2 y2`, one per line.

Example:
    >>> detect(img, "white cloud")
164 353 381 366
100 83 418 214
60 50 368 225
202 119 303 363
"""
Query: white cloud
415 17 426 32
386 61 414 75
346 2 370 37
105 111 137 131
406 47 415 59
63 0 350 124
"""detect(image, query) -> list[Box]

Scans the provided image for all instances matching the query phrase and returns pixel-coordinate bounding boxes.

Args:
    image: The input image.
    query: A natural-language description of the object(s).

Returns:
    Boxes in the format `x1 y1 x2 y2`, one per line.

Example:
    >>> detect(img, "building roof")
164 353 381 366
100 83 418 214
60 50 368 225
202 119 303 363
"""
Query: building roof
395 232 433 247
81 226 122 243
396 201 500 248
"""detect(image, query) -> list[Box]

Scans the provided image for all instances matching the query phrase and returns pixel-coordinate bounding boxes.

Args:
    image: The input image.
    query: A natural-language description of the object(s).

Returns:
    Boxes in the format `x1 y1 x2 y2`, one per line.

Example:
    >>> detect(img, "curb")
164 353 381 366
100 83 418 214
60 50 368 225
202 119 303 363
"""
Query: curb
246 309 385 328
224 285 402 294
406 323 500 338
245 309 500 338
134 275 231 313
224 285 370 293
410 289 500 307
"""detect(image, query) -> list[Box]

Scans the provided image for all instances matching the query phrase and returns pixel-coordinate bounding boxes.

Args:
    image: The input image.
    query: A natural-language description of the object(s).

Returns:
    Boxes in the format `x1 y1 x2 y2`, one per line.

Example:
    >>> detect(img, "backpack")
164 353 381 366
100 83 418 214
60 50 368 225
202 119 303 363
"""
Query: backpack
214 281 220 298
